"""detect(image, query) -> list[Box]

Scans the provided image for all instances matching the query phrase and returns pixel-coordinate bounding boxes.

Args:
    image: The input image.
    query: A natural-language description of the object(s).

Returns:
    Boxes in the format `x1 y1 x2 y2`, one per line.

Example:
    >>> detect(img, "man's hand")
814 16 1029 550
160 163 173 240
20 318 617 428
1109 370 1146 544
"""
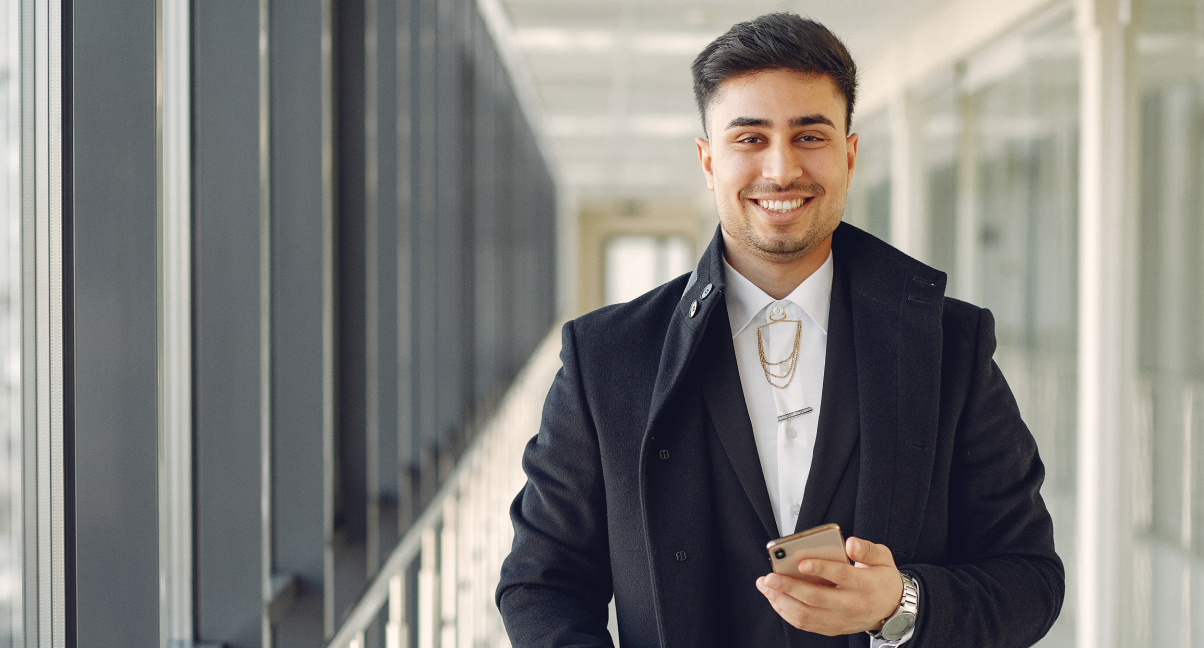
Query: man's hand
755 536 904 636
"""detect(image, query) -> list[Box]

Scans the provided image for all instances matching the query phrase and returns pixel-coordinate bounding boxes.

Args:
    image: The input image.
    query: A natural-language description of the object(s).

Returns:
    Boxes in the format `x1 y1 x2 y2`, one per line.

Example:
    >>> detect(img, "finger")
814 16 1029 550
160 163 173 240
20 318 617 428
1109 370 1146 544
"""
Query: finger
763 572 837 610
845 536 896 568
798 557 854 586
757 576 822 629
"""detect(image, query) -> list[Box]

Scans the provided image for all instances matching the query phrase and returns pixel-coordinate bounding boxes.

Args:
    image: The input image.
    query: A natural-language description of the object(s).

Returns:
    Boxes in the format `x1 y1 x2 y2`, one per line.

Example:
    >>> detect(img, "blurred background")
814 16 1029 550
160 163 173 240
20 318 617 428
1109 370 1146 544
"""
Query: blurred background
0 0 1200 646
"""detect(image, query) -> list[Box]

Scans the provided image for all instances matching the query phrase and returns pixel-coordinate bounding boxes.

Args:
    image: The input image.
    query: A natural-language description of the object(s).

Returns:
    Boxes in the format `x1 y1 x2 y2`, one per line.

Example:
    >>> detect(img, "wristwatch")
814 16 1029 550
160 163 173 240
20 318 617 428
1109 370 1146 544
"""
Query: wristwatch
868 572 918 642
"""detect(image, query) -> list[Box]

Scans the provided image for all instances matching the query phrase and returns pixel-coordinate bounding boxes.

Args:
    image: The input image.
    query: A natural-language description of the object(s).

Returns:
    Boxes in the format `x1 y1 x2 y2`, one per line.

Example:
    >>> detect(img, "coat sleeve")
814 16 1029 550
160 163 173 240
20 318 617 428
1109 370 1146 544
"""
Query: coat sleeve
906 308 1066 648
496 321 615 647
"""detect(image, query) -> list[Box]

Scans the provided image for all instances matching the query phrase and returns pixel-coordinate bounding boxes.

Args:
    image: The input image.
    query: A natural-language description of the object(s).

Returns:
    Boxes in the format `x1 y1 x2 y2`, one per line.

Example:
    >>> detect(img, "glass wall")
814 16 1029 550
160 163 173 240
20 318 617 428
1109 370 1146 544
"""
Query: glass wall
845 109 891 241
0 0 18 642
920 80 959 287
915 8 1080 646
1135 0 1204 642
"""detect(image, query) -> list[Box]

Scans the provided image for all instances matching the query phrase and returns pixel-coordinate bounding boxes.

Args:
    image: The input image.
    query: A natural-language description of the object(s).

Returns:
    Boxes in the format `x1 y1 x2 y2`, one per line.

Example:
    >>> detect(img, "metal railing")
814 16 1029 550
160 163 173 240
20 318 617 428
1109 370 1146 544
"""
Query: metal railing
327 328 563 648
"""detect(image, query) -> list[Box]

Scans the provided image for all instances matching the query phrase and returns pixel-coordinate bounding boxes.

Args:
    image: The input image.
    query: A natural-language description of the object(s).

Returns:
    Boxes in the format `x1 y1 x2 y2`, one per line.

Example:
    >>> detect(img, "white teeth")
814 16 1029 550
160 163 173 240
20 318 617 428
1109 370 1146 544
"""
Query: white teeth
758 198 803 213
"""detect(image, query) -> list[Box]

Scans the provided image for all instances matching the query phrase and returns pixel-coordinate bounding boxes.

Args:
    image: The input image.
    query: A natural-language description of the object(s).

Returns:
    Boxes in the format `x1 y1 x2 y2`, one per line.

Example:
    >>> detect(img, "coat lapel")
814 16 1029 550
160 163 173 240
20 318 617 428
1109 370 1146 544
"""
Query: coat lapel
834 224 945 561
794 256 859 533
701 310 779 540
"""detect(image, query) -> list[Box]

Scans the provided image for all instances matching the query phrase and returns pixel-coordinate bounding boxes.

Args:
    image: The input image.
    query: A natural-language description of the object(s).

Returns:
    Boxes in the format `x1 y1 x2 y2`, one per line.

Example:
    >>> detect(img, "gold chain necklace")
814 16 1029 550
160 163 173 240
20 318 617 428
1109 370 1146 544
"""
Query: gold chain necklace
756 310 802 389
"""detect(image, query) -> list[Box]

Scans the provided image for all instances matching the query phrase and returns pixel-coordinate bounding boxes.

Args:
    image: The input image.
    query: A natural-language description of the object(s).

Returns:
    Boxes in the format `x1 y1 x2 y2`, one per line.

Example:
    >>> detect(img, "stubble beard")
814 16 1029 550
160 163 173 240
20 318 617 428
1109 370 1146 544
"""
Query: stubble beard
719 180 845 265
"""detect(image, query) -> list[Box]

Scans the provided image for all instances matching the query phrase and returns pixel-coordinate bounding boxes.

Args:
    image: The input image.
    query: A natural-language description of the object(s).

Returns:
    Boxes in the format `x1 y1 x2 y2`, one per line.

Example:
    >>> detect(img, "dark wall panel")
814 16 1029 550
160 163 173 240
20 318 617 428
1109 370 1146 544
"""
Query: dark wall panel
412 0 440 508
369 0 401 573
271 0 328 643
71 0 159 645
193 1 264 645
336 0 371 624
61 0 556 636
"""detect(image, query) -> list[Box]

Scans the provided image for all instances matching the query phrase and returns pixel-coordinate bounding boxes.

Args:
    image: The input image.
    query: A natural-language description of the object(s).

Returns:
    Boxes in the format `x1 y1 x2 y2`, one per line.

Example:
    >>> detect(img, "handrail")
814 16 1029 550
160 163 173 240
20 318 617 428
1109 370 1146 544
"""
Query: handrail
327 326 563 648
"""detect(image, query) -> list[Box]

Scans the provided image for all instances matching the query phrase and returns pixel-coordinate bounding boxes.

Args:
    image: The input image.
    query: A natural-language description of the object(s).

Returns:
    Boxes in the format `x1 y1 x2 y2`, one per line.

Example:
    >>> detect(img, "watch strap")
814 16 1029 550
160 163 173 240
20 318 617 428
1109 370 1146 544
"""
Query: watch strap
868 572 919 642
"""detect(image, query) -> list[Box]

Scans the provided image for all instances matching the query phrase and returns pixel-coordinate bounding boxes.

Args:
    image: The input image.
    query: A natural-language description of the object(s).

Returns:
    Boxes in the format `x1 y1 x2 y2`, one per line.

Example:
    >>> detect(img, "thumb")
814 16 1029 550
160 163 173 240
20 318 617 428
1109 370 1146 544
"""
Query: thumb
845 536 893 567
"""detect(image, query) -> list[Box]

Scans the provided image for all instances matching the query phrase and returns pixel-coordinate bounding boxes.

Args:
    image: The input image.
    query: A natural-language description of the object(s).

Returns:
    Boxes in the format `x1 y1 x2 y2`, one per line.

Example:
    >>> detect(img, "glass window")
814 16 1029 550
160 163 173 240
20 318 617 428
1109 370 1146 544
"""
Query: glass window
921 81 960 284
971 16 1080 647
846 109 891 241
1135 0 1204 642
603 235 693 306
0 0 20 641
919 10 1080 647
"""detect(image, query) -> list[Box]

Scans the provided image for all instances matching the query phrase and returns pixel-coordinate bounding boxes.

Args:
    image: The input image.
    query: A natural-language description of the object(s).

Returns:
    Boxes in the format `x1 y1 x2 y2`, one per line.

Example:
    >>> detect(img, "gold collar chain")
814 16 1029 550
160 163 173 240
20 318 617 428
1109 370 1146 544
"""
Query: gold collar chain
756 310 802 389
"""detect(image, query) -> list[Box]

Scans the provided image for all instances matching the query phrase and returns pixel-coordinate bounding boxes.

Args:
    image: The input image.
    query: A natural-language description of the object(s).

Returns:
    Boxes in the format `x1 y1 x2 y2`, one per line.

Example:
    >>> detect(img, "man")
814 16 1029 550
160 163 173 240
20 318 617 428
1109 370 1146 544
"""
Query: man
497 13 1063 648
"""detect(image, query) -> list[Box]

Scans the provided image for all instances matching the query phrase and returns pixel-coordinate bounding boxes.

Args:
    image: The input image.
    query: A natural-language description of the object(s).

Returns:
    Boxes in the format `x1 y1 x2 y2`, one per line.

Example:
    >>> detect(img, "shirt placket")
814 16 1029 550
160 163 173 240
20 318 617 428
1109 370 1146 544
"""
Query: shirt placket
765 301 812 536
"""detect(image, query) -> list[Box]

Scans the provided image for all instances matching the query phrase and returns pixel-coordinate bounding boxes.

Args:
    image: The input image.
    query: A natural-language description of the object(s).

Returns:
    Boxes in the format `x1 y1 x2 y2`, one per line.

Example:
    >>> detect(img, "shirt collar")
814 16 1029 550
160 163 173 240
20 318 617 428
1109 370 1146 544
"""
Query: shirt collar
723 250 834 338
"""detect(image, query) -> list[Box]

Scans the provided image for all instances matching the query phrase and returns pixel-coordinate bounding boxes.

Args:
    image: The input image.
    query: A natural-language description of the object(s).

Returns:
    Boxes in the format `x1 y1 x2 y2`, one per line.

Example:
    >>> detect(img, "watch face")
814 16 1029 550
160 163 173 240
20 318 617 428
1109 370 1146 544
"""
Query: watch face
880 613 916 641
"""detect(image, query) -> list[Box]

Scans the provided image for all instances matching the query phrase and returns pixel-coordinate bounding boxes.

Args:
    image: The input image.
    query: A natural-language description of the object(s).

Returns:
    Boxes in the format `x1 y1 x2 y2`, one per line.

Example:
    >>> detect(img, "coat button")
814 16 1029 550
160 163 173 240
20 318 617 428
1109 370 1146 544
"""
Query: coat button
659 449 669 459
689 300 698 317
675 551 687 561
700 283 713 299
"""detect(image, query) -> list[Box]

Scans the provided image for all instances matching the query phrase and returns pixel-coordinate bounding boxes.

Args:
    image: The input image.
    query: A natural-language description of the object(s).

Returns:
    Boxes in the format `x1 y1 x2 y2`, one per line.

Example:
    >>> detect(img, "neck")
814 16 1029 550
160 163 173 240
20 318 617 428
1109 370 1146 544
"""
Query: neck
722 230 833 300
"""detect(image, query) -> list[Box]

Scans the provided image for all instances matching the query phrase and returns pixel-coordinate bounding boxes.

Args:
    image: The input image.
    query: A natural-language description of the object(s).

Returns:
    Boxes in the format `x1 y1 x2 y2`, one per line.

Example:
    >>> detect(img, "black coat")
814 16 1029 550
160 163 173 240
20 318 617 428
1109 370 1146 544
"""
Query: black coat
497 223 1064 647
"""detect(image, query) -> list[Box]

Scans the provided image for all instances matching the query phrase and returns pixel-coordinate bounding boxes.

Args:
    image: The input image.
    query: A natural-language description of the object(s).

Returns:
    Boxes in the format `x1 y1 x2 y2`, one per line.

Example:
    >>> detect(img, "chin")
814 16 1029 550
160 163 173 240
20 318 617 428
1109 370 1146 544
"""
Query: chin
751 232 811 255
751 218 839 262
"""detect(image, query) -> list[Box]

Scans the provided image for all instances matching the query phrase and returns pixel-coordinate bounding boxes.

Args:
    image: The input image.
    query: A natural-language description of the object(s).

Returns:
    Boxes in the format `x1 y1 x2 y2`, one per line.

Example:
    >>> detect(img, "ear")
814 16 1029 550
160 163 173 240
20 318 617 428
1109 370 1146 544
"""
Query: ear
845 131 859 189
696 137 715 191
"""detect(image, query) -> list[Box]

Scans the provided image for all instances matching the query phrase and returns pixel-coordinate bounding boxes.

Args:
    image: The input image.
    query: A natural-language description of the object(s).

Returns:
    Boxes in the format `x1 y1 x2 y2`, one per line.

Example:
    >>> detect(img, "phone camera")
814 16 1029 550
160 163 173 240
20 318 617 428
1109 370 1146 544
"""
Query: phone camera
773 549 786 559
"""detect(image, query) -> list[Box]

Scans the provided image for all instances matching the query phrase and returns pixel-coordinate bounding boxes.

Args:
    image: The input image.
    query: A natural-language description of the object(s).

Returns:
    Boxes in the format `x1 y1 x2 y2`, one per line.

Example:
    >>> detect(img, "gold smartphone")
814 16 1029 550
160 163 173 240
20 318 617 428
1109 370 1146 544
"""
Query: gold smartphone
766 523 850 585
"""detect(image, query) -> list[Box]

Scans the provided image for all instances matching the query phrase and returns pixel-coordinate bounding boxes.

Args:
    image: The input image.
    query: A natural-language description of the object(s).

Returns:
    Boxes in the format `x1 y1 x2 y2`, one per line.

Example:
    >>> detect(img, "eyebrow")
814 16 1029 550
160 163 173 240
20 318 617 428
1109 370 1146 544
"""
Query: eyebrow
724 114 836 130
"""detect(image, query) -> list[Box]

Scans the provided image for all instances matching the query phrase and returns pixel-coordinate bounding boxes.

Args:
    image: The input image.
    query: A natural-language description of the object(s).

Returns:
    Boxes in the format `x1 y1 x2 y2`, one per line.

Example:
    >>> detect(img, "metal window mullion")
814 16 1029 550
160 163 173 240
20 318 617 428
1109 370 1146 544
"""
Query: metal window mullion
365 0 382 580
27 0 66 644
15 0 67 645
157 0 193 642
322 0 339 636
258 0 274 644
19 0 37 645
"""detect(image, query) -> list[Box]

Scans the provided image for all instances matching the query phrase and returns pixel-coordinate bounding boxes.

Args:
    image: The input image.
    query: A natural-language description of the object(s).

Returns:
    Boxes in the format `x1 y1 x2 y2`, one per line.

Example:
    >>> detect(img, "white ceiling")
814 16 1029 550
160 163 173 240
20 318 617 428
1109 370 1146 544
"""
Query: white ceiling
495 0 950 198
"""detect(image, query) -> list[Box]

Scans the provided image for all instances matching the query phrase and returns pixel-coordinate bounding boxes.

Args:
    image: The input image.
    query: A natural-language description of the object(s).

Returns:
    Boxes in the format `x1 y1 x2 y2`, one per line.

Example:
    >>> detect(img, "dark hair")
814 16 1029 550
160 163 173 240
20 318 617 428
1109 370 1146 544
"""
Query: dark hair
691 13 858 136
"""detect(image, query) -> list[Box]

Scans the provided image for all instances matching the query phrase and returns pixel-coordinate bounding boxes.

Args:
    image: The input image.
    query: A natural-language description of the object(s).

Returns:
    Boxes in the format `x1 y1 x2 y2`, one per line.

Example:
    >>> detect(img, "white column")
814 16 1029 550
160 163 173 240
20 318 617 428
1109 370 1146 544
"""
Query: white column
953 93 978 304
888 90 928 261
1075 1 1137 647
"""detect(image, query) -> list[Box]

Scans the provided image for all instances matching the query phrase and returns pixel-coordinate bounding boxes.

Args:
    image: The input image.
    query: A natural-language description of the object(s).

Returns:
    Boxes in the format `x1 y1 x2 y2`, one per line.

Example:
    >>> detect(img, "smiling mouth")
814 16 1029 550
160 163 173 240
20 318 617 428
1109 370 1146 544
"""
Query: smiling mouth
752 198 809 213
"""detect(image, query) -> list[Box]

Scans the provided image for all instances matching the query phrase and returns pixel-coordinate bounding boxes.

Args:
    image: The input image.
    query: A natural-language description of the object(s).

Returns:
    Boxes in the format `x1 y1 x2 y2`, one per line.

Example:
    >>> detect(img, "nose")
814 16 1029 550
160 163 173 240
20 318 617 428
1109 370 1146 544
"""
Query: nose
762 138 804 187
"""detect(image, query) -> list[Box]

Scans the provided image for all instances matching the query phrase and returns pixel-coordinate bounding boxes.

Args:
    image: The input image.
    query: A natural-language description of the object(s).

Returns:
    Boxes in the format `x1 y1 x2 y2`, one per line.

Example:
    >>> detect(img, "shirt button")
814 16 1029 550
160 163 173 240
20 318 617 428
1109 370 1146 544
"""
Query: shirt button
769 304 787 319
791 504 801 516
785 428 797 439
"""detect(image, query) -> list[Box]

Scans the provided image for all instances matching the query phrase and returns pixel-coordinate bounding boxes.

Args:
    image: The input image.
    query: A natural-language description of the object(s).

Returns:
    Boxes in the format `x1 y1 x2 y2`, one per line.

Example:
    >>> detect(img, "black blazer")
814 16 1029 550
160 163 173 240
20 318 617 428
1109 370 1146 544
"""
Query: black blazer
497 223 1064 648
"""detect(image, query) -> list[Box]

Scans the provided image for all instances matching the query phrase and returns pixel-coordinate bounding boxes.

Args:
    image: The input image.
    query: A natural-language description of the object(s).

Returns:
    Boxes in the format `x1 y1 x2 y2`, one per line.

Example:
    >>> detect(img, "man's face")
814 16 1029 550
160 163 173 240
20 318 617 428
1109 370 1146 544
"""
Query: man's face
696 70 858 264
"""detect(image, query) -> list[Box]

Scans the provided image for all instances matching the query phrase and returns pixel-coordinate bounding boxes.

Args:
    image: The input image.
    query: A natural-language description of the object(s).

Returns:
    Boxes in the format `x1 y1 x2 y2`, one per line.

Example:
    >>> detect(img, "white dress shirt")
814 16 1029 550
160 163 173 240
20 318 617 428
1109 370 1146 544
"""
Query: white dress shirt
723 253 915 647
724 253 832 538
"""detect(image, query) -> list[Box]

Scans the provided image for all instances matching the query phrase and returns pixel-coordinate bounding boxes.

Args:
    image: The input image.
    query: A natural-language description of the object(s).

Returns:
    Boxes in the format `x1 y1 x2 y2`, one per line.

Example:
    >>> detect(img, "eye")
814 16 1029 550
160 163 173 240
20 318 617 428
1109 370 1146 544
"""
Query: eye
738 136 764 144
797 134 823 143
